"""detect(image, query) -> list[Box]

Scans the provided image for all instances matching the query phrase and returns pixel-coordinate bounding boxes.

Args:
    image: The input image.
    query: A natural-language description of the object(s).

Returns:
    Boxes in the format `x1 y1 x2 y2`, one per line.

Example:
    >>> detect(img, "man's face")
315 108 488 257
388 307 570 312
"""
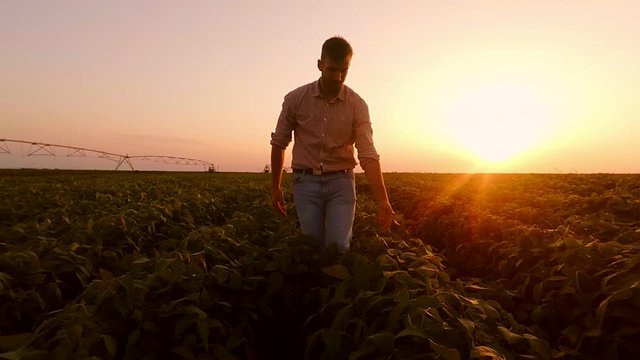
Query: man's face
317 56 351 95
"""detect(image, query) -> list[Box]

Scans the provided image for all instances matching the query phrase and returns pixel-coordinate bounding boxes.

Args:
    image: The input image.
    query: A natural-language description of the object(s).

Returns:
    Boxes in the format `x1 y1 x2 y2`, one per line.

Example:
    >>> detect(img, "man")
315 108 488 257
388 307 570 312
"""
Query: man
270 36 394 253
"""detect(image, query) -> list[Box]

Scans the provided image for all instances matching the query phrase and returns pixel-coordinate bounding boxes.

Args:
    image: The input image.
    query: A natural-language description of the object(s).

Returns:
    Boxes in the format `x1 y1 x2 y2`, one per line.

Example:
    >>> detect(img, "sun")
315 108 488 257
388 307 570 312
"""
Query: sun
440 81 555 166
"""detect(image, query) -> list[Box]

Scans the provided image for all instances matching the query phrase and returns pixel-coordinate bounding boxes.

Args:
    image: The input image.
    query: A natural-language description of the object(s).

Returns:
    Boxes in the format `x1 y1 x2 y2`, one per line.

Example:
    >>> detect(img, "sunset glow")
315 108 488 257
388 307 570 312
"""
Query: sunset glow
1 1 639 173
440 80 555 165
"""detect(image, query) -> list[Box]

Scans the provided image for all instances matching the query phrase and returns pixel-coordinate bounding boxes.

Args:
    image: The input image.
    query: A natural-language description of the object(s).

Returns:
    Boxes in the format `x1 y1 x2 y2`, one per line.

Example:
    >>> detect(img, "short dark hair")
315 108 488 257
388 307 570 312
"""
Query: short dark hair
321 36 353 61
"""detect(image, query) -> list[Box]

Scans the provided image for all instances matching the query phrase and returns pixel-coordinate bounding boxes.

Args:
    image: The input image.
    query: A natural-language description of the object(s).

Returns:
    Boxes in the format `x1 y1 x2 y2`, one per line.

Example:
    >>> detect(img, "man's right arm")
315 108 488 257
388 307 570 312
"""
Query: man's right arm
271 90 298 217
270 145 287 217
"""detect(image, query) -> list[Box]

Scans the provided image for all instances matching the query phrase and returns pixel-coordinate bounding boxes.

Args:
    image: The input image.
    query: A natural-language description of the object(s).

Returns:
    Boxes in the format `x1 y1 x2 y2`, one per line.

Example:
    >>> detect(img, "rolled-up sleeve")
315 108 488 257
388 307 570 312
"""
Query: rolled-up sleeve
270 95 296 149
353 98 380 168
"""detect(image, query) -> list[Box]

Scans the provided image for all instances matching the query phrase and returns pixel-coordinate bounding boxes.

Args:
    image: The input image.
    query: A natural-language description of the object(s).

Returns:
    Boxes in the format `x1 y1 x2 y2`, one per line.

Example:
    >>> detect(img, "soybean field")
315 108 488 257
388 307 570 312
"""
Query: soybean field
1 170 639 359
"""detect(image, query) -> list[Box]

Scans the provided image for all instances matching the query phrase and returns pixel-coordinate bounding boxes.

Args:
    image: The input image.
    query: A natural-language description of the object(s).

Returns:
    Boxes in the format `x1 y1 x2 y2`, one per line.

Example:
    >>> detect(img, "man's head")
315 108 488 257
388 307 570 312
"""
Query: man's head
320 36 353 61
317 36 353 97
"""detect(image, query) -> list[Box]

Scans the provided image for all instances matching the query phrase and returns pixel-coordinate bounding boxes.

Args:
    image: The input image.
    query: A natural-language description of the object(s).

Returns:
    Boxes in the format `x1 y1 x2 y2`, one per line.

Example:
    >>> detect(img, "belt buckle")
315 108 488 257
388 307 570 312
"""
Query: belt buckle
313 169 322 176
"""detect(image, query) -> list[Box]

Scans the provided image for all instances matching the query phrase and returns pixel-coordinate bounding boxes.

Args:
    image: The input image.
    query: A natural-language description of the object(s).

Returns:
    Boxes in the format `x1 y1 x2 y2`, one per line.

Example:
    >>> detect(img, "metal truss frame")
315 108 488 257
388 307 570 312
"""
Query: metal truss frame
0 138 215 171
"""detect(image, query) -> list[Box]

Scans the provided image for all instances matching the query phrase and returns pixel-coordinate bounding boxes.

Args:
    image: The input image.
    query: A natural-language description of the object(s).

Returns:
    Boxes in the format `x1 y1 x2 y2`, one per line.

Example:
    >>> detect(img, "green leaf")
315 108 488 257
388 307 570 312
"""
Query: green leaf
376 254 398 268
228 271 243 289
185 305 207 320
349 318 367 343
437 270 450 282
142 321 159 333
331 304 353 330
266 272 284 297
67 324 83 347
0 351 23 360
382 270 408 278
466 284 490 291
478 301 500 320
470 345 505 359
0 333 32 351
614 325 640 336
264 261 280 271
53 339 72 360
127 329 140 347
560 325 581 346
197 320 210 348
348 345 375 360
367 332 395 353
103 335 117 357
353 255 371 291
388 302 407 328
99 269 114 281
174 316 194 337
332 279 352 303
322 264 350 280
211 265 229 284
226 333 244 351
532 281 545 303
376 276 389 292
523 334 552 360
497 326 523 345
457 318 476 335
429 339 461 360
320 329 342 358
183 333 197 347
424 307 442 321
413 295 438 308
586 286 633 337
132 257 151 264
396 328 429 339
305 331 320 360
395 288 410 303
172 346 193 359
414 266 438 278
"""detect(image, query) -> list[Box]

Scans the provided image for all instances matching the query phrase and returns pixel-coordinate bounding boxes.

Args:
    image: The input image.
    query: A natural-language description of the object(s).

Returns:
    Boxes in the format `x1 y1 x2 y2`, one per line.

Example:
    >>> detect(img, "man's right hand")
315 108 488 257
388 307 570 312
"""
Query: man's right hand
271 188 287 218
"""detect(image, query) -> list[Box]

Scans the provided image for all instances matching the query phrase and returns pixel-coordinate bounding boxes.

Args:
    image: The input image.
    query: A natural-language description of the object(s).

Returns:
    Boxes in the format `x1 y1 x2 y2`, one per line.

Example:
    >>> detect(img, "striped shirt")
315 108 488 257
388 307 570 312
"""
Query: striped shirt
270 79 380 171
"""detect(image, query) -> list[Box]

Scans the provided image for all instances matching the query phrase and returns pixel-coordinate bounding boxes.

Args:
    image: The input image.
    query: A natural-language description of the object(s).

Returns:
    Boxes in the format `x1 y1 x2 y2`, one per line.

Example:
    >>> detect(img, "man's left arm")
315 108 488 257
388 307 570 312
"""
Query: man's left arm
362 160 395 232
353 98 394 232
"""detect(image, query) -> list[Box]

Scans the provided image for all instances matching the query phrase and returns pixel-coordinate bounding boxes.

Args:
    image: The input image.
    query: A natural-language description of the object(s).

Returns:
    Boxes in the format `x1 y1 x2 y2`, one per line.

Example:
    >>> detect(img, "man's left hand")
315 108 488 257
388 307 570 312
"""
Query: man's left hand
376 201 395 233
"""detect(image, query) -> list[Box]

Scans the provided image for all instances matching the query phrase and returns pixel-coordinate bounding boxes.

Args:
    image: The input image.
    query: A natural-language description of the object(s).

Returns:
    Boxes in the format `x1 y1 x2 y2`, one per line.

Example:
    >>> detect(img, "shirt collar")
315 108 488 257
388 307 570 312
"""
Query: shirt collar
313 79 346 102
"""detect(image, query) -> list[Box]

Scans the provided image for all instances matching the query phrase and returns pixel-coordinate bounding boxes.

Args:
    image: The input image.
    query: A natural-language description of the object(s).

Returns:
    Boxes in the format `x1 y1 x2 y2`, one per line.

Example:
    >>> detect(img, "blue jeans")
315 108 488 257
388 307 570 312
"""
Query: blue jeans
292 171 356 253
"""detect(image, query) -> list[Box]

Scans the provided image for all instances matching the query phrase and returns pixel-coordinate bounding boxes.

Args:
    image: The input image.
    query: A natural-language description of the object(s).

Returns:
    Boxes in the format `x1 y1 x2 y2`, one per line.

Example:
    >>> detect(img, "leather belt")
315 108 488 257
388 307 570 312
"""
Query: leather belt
292 168 351 176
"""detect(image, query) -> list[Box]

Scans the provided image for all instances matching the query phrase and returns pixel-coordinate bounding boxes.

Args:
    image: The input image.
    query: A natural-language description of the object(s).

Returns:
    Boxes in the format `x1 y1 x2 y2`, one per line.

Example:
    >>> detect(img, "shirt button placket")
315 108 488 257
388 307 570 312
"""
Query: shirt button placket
320 103 328 169
320 117 326 167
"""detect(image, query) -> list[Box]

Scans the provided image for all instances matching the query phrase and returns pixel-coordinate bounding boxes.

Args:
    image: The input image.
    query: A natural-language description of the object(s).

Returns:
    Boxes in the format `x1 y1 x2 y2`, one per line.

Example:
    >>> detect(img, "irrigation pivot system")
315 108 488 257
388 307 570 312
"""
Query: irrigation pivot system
0 138 217 172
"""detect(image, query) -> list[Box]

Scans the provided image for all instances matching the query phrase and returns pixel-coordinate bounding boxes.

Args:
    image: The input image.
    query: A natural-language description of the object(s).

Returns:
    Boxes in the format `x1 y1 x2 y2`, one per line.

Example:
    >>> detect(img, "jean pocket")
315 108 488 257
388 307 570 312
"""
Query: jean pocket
293 173 305 185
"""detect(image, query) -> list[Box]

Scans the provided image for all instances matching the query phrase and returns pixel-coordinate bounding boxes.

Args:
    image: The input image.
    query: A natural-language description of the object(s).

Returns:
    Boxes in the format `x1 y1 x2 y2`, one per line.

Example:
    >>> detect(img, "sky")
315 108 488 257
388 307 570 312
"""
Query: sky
1 0 639 173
